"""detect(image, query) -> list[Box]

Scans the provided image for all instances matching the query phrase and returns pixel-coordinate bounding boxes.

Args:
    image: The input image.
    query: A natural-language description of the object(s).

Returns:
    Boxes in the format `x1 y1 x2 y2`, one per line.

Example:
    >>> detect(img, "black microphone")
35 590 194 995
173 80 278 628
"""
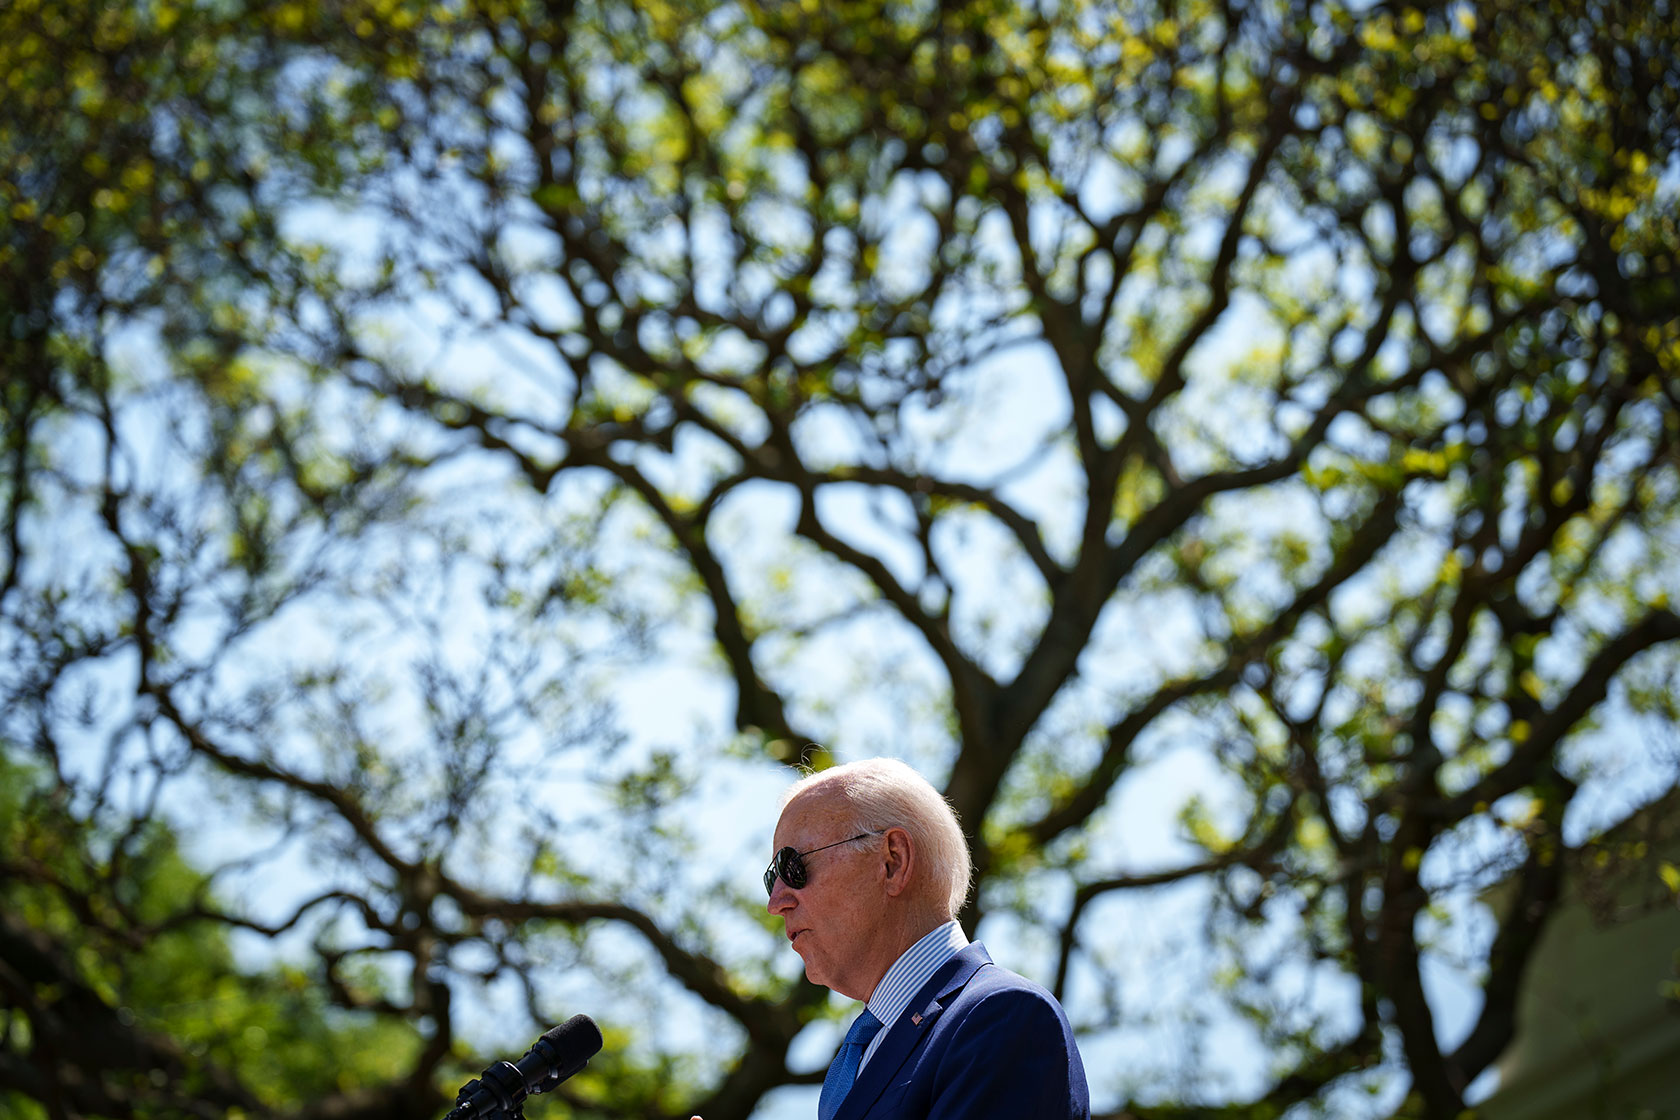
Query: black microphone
445 1014 603 1120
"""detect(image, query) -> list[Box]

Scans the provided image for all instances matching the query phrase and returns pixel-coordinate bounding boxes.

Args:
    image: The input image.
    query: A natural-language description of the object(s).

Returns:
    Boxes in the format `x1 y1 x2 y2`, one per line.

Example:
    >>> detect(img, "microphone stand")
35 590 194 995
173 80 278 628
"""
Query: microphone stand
445 1059 561 1120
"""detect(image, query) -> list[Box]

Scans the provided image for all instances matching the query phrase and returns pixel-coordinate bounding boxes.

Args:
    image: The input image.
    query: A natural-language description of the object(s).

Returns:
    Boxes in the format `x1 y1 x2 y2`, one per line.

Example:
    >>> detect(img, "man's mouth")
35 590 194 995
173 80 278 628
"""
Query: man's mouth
788 928 808 944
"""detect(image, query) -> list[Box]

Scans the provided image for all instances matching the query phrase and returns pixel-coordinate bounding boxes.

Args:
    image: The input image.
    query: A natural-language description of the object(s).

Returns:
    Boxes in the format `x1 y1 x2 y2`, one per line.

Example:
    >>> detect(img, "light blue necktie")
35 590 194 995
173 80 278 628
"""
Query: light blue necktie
818 1009 884 1120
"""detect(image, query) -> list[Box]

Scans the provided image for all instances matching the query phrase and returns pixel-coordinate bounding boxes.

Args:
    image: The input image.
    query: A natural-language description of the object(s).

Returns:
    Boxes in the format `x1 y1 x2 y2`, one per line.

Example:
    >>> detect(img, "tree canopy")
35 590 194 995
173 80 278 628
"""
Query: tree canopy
3 0 1678 1118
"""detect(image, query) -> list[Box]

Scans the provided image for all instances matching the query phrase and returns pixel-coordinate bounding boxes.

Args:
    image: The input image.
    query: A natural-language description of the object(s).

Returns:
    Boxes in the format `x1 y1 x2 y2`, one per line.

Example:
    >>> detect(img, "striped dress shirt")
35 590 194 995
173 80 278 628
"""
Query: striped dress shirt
857 920 970 1073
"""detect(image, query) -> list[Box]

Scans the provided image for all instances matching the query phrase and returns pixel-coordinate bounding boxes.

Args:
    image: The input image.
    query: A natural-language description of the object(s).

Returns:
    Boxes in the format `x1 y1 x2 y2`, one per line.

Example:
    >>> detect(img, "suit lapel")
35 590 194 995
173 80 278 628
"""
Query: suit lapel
837 943 993 1120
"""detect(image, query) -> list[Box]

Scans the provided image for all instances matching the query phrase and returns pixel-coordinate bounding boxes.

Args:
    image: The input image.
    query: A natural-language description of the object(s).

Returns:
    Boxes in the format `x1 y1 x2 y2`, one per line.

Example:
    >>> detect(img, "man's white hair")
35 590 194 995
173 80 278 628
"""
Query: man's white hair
783 757 972 919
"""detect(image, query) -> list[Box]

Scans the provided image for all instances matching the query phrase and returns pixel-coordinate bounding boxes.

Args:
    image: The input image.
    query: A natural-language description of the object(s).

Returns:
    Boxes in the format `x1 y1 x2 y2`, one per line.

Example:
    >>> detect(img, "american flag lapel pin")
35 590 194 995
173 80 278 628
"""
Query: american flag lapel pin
910 1013 922 1025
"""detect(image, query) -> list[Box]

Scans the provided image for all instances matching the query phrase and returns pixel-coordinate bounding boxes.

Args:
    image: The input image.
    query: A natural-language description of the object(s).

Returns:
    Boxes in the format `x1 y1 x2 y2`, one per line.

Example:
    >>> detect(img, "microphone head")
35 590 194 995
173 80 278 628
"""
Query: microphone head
526 1014 603 1089
548 1014 604 1067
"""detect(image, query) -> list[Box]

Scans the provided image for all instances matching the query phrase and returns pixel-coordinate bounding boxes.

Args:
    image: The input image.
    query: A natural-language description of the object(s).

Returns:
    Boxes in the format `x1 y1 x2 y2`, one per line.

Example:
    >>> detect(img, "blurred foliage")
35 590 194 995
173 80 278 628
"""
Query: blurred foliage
0 753 427 1118
3 0 1678 1118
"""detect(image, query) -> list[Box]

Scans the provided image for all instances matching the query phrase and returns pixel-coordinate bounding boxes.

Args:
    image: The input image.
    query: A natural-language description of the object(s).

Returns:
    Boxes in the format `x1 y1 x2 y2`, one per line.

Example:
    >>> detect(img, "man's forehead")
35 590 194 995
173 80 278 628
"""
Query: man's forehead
774 786 845 842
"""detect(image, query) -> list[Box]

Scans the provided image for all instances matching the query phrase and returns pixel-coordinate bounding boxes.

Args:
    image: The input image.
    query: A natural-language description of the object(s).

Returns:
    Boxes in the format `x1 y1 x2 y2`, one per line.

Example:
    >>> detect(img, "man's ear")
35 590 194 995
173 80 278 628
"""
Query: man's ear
881 827 915 897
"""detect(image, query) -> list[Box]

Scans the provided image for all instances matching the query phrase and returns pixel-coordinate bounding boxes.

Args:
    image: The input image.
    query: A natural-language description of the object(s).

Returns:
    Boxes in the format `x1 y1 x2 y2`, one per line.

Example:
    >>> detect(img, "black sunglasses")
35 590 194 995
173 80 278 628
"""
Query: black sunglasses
763 832 878 897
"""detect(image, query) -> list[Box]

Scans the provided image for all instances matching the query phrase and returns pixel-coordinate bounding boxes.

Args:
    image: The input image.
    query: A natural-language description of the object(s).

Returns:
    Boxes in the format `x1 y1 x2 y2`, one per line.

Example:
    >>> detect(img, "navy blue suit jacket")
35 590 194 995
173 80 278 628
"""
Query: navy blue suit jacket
833 942 1089 1120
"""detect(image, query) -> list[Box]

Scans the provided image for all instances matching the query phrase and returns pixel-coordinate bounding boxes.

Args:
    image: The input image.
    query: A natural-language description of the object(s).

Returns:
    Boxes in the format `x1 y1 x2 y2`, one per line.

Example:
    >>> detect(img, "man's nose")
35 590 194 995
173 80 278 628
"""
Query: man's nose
767 875 796 914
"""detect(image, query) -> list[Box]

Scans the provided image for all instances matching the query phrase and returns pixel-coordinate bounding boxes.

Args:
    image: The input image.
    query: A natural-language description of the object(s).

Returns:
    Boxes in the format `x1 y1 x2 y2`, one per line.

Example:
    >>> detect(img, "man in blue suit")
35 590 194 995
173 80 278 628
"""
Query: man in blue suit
727 757 1090 1120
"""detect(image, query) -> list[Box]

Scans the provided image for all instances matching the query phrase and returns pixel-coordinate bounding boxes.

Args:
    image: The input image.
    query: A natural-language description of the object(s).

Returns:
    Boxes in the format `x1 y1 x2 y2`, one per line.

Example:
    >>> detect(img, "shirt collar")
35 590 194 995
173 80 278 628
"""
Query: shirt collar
864 920 969 1030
